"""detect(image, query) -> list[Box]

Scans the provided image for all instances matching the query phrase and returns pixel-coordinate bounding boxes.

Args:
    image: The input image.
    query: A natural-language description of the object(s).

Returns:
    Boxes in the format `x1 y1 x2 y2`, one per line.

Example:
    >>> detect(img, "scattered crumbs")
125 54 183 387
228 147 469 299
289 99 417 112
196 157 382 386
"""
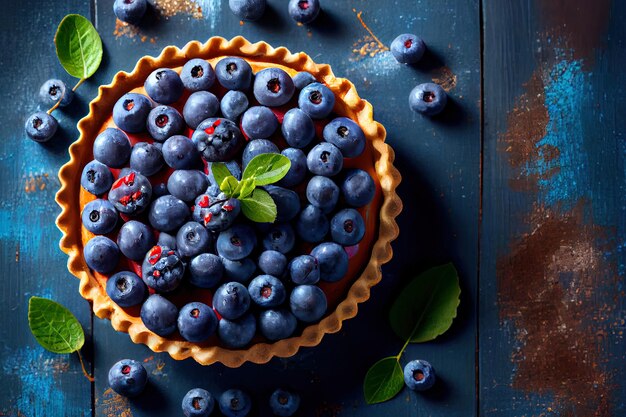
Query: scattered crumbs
296 22 304 27
15 243 19 262
314 402 342 417
307 30 313 38
153 0 203 19
431 66 458 92
24 173 51 193
143 355 155 363
98 388 133 417
113 19 157 43
351 35 388 59
152 359 166 376
239 20 244 26
352 9 388 57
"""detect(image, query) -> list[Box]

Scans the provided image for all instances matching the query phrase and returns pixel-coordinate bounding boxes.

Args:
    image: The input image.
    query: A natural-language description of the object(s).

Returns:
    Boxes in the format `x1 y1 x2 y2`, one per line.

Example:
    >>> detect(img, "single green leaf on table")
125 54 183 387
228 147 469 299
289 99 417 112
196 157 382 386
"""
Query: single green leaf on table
240 188 277 223
220 176 239 197
389 263 461 342
210 162 233 190
28 296 85 354
54 14 103 79
363 357 405 405
242 154 291 185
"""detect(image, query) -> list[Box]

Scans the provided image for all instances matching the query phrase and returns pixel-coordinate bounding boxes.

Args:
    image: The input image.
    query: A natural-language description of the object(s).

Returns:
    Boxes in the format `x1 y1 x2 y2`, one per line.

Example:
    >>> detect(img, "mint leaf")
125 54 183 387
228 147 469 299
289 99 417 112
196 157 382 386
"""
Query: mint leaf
363 357 404 404
28 297 85 354
389 263 461 343
211 162 232 190
220 176 239 197
237 178 256 200
240 188 277 223
54 14 103 79
242 154 291 186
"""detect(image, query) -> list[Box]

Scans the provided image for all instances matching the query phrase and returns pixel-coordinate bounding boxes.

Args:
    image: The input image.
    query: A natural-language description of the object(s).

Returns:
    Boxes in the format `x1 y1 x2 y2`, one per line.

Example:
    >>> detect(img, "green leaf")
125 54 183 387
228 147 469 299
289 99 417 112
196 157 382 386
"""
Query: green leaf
363 357 404 404
240 188 277 223
389 263 461 343
237 178 256 200
54 14 103 79
28 297 85 354
242 153 291 186
220 176 239 197
210 162 232 190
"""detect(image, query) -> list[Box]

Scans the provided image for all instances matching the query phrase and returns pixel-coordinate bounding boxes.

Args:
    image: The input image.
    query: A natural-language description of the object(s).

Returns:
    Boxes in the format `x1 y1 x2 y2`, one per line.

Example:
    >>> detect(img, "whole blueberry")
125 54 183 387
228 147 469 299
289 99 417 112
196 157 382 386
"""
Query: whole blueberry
277 148 307 187
182 388 215 417
93 128 132 168
289 255 320 284
262 222 296 254
117 220 156 261
178 302 218 343
148 195 190 232
215 57 253 91
290 285 327 322
341 169 375 207
130 142 164 176
298 82 335 119
142 245 185 292
242 139 279 168
403 360 436 391
248 275 286 308
145 68 184 104
113 93 152 133
221 257 257 284
259 310 297 341
192 118 245 162
281 108 315 149
293 71 316 90
217 224 257 261
219 389 252 417
81 160 113 196
220 90 249 121
192 193 241 232
322 117 366 158
162 135 201 169
269 388 300 416
310 242 348 282
167 170 209 202
181 58 216 92
183 91 220 129
213 282 251 320
113 0 147 24
81 199 118 234
390 34 426 64
108 359 147 398
146 105 184 142
108 171 152 214
253 67 295 107
330 208 365 246
158 232 177 249
140 293 178 336
25 112 58 142
218 313 256 349
241 106 278 139
258 250 287 277
288 0 320 24
106 271 147 307
84 236 120 274
229 0 266 20
295 204 329 242
306 142 343 177
306 175 339 212
189 253 224 288
409 82 447 116
176 221 212 259
39 79 73 107
264 186 301 222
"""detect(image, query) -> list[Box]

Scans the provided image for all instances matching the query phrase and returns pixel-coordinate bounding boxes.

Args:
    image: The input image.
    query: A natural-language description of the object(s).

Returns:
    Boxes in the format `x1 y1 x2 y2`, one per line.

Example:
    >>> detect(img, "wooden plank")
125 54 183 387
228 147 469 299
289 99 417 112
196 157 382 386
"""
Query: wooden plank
480 0 626 415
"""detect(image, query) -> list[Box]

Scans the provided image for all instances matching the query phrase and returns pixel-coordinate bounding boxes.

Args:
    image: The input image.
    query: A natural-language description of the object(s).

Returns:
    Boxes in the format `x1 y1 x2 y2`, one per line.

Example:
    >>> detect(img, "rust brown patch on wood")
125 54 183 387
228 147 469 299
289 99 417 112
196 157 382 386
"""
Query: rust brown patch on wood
431 66 457 92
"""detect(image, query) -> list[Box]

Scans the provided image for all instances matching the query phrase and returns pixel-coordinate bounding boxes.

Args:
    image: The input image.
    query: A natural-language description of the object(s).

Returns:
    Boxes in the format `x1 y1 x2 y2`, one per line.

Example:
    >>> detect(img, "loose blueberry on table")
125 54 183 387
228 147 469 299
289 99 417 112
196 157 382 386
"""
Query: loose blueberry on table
182 388 215 417
403 359 436 391
107 359 148 397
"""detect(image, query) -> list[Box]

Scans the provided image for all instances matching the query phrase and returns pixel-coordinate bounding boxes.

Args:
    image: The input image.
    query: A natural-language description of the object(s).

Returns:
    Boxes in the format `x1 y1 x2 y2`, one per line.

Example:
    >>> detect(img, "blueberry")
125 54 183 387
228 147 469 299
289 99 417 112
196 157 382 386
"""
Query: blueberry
288 0 320 24
217 224 257 261
148 195 190 232
145 68 184 104
213 282 251 320
409 82 447 116
269 388 300 416
241 106 278 139
181 58 216 92
84 236 120 274
221 257 257 284
93 128 132 168
289 284 327 322
277 148 307 187
176 221 212 259
220 90 249 121
298 82 335 119
113 0 147 24
218 389 252 417
264 186 301 222
229 0 266 20
81 199 118 234
108 171 153 214
341 169 375 207
146 105 184 142
262 222 296 254
140 293 179 336
281 108 315 149
258 250 287 277
106 271 147 307
248 275 286 308
192 193 241 232
81 160 114 196
295 204 329 243
158 232 177 249
178 302 218 342
189 253 224 288
253 68 295 107
242 139 279 168
117 220 156 261
130 142 164 176
183 91 220 129
38 79 73 107
182 388 215 417
289 255 320 284
108 359 147 398
192 118 245 162
403 360 436 391
293 71 316 90
218 313 256 349
162 135 201 169
167 170 209 202
322 117 366 158
330 208 365 245
306 175 339 212
310 242 348 282
306 142 343 177
113 93 152 133
390 34 426 64
142 245 185 292
258 310 297 341
25 112 58 142
215 57 253 91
